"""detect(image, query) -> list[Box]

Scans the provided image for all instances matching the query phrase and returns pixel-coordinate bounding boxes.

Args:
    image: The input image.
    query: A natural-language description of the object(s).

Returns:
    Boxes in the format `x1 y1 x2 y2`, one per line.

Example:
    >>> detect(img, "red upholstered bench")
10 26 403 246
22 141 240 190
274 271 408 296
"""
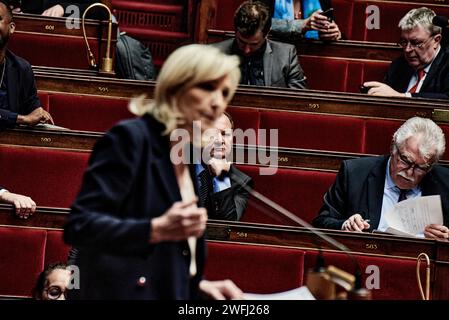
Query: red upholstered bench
332 0 354 40
227 107 260 144
9 33 104 70
112 1 184 32
45 231 71 266
0 226 46 297
38 92 49 112
205 241 305 293
259 111 365 153
345 60 391 93
352 1 449 43
364 119 449 160
0 146 89 208
48 93 134 132
304 250 430 300
299 56 348 92
236 165 336 225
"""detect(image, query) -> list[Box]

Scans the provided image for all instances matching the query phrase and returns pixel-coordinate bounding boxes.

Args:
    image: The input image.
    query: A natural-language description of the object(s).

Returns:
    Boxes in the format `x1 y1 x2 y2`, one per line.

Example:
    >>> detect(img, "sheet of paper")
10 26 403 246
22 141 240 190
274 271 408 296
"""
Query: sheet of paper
243 286 315 300
383 195 443 237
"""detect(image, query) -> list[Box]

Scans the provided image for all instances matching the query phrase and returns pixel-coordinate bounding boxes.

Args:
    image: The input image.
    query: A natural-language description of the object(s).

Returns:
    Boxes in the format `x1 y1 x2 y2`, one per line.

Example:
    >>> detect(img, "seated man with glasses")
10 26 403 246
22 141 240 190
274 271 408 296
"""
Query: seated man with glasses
313 117 449 240
363 7 449 100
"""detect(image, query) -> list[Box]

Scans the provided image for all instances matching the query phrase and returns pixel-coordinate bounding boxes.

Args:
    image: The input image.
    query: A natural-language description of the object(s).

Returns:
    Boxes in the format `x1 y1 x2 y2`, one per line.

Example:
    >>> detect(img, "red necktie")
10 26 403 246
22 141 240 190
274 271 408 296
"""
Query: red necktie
408 69 426 93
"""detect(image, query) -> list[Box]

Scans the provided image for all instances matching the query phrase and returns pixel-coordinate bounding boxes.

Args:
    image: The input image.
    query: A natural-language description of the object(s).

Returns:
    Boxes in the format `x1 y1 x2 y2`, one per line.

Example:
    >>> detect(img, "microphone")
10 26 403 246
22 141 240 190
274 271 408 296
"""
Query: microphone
229 170 371 299
432 15 449 28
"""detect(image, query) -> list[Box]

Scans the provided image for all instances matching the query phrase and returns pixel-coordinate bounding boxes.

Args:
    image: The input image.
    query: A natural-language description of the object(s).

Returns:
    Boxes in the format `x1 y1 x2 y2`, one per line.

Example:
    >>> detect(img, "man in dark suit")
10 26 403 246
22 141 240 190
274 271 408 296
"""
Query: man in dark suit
197 112 252 221
364 7 449 100
0 1 53 129
313 117 449 240
212 1 306 89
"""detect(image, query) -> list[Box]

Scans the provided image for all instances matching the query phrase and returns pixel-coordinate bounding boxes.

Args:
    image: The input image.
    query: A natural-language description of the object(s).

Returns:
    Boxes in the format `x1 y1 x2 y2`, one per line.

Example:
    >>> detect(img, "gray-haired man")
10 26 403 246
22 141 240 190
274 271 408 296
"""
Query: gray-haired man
364 7 449 100
313 117 449 240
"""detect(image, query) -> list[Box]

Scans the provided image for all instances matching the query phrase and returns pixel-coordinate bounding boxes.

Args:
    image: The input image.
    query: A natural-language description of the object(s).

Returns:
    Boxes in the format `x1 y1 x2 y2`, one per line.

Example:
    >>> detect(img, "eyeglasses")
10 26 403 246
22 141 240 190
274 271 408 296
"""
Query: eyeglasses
397 36 434 49
44 286 67 300
396 150 433 174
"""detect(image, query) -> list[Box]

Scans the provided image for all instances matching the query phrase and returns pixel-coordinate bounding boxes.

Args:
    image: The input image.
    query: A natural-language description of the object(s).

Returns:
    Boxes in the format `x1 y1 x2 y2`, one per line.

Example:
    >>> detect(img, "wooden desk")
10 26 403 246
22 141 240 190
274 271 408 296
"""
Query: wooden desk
34 71 449 123
10 14 118 72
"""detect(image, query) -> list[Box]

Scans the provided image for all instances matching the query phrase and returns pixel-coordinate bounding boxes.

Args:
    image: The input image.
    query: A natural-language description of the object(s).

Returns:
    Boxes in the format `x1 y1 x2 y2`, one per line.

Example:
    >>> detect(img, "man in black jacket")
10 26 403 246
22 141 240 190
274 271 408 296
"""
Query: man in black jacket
0 1 53 129
364 7 449 100
313 117 449 240
198 112 253 221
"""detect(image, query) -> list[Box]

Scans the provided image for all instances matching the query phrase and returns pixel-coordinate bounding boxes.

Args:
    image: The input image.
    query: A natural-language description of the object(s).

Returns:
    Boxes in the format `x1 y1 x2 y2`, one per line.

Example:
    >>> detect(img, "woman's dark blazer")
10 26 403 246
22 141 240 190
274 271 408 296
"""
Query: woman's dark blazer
64 114 205 300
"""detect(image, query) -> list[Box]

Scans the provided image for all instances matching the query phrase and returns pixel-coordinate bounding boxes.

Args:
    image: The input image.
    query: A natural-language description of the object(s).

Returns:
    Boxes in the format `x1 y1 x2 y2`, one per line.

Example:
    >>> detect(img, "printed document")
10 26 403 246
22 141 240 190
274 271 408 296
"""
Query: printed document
382 195 443 237
244 286 315 300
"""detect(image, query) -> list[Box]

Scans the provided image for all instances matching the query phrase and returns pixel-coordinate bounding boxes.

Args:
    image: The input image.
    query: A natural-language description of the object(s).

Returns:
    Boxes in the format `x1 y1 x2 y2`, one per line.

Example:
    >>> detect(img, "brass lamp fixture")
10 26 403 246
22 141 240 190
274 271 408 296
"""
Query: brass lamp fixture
82 3 114 74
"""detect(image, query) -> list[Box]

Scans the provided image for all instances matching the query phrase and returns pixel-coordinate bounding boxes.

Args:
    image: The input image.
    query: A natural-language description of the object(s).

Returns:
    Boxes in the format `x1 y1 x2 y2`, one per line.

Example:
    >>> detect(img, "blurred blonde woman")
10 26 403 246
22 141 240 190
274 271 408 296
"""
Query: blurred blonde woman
64 44 242 299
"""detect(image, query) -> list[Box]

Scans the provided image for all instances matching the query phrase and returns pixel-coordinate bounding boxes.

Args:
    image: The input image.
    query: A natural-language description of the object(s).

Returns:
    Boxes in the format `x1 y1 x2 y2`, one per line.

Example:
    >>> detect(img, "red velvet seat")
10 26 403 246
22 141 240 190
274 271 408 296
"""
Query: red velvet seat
299 56 348 92
364 119 449 160
0 227 46 297
9 33 104 70
227 107 260 145
38 92 49 112
0 146 89 208
237 165 336 225
345 60 391 93
45 231 71 266
48 93 133 132
259 111 365 153
352 2 449 43
112 1 183 32
205 241 305 293
304 250 430 300
332 0 354 40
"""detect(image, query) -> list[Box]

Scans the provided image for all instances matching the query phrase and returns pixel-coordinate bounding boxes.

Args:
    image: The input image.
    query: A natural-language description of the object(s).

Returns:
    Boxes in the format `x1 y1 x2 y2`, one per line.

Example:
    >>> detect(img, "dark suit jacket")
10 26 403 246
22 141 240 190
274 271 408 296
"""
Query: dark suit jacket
64 115 205 300
207 165 252 221
212 39 307 89
312 155 449 230
0 50 41 129
385 47 449 100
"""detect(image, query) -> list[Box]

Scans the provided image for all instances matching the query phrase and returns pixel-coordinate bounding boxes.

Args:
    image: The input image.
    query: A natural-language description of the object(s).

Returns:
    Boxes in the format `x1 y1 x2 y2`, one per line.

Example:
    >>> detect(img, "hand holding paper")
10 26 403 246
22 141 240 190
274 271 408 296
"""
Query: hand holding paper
382 195 444 238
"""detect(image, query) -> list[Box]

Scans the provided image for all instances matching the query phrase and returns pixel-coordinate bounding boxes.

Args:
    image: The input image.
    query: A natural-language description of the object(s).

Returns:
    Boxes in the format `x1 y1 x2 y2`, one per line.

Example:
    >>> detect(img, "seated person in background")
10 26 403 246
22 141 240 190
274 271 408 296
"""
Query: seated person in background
213 1 307 89
9 0 105 19
0 186 36 219
364 7 449 100
0 1 54 129
199 112 253 221
263 0 341 41
313 117 449 240
33 263 70 300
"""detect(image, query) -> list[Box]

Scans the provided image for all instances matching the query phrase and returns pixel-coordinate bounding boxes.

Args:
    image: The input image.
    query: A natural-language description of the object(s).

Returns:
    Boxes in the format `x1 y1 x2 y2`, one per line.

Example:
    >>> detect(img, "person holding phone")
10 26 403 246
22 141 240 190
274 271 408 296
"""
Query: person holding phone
262 0 342 41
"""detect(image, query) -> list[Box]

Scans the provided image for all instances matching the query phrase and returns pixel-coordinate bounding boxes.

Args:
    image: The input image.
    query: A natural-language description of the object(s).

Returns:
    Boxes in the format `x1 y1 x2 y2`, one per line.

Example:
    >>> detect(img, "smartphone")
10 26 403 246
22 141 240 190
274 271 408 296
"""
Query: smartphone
359 85 370 94
321 8 334 22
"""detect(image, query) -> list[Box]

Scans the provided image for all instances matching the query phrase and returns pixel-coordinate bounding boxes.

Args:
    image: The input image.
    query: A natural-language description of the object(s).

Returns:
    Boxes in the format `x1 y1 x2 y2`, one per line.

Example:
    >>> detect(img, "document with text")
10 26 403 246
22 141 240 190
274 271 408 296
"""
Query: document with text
383 195 443 237
243 286 315 300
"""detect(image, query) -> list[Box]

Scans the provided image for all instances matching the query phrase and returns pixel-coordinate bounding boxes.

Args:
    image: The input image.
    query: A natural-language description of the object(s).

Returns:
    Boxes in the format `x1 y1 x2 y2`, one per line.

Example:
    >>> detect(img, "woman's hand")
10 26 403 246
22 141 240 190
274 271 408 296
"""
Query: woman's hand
150 198 207 243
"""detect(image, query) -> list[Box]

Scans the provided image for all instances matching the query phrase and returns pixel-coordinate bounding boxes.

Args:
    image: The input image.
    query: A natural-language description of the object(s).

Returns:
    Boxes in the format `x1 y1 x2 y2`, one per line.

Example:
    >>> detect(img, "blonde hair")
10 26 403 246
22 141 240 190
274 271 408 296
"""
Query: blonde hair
129 44 241 134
